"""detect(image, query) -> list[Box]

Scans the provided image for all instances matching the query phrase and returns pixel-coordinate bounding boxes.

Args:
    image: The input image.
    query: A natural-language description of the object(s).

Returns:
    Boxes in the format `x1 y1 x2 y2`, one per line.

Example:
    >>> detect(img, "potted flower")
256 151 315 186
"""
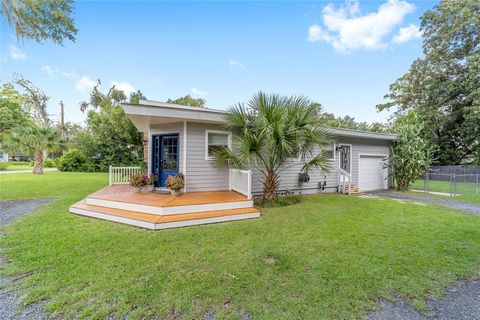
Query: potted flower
129 172 145 192
144 174 157 192
166 173 185 196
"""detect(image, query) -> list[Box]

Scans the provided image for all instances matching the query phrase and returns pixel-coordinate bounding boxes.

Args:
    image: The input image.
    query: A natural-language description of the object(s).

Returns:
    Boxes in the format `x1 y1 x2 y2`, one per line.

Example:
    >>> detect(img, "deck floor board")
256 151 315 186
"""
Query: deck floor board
89 185 248 207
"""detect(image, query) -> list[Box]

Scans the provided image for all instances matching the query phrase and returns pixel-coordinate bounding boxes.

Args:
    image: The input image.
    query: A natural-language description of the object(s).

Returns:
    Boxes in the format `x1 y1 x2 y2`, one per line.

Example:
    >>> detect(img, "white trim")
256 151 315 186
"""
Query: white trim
70 206 259 230
162 200 253 215
183 121 187 192
357 153 389 191
326 141 336 161
154 212 260 230
326 126 399 141
86 197 164 215
205 129 232 160
337 143 353 174
69 207 156 229
147 127 151 175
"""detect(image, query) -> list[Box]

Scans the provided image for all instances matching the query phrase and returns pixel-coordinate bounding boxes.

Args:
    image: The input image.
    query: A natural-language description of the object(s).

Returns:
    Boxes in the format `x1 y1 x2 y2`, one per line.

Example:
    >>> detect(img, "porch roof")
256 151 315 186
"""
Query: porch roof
123 99 399 141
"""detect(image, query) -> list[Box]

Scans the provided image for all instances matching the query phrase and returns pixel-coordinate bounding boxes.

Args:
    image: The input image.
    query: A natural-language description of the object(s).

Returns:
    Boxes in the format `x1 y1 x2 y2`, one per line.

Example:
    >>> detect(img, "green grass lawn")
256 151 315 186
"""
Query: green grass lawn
411 179 480 204
2 173 480 319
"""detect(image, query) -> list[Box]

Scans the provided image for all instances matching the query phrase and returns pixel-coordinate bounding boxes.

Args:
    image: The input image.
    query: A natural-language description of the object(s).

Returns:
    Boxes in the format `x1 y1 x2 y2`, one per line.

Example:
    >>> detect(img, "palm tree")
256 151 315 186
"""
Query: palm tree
4 124 60 174
213 92 332 200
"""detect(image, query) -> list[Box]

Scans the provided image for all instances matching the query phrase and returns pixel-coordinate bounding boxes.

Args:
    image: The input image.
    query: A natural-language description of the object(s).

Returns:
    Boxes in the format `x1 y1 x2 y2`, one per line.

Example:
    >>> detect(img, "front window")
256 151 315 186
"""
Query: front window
205 130 231 160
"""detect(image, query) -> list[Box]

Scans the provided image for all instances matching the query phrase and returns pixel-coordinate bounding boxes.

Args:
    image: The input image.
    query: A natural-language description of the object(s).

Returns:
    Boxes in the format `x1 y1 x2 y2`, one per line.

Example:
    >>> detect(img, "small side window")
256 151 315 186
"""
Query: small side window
321 142 336 160
205 130 231 160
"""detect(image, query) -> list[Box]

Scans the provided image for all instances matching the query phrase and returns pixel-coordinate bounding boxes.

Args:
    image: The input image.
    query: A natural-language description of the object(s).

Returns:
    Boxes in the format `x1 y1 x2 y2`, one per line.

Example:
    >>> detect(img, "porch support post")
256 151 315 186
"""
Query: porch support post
183 120 187 193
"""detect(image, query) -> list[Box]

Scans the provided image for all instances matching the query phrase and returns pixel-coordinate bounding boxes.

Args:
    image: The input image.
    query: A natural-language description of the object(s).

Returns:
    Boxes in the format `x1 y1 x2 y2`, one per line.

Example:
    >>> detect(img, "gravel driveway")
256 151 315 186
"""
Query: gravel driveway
369 190 480 215
1 198 55 320
369 279 480 320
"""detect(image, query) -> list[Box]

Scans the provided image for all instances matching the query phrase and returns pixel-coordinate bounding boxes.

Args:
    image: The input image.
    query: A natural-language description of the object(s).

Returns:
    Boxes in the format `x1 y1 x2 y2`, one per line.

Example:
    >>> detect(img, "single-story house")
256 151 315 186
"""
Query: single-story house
69 99 398 230
124 99 398 195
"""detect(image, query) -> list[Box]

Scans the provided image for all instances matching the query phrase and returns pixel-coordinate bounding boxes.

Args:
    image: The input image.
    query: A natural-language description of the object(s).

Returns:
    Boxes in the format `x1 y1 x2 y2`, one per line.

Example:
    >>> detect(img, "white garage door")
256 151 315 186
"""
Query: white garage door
358 155 388 191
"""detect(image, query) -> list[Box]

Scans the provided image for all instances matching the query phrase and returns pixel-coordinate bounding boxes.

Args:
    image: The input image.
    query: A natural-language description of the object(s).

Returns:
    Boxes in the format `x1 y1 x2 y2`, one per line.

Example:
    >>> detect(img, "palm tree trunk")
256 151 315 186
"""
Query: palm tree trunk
263 170 280 201
33 150 44 174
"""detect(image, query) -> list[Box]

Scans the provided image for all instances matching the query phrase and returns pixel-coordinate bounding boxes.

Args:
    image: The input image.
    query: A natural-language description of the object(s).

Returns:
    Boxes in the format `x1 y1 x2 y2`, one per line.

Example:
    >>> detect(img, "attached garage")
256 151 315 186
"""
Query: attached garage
358 155 388 191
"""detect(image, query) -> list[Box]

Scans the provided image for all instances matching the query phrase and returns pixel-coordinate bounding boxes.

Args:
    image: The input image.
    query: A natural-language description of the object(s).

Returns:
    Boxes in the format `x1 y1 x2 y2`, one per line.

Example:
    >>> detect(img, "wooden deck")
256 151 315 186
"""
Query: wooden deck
89 185 248 207
69 185 260 230
72 200 258 224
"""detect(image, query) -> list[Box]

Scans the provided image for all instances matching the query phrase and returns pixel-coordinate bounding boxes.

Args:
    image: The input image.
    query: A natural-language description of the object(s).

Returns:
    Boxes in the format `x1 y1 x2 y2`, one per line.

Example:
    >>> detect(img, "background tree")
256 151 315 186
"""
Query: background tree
167 94 206 107
213 92 332 200
387 110 435 191
377 0 480 164
0 83 31 142
13 74 50 127
71 80 143 171
3 124 60 174
129 90 146 104
0 0 78 45
319 112 389 133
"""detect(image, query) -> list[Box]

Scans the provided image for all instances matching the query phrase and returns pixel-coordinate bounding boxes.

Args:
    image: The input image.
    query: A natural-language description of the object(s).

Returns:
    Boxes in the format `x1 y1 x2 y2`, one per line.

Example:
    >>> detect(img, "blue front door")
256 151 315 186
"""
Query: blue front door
152 134 179 188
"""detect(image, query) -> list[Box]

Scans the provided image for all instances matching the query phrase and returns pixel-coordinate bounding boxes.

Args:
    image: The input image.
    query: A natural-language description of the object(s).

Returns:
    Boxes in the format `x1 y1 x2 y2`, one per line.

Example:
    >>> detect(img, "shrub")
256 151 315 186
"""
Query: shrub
0 162 7 171
58 149 85 172
388 110 435 191
44 158 56 168
254 194 302 208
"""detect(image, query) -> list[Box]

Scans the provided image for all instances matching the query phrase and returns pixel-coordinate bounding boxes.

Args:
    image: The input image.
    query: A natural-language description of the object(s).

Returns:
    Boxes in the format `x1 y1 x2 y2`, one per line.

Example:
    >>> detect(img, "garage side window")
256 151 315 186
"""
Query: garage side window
205 130 231 160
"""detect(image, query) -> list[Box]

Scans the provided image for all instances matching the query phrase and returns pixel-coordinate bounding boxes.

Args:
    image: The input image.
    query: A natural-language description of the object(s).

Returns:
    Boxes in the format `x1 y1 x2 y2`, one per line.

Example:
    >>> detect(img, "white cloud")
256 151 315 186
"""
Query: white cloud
111 81 135 96
191 87 208 95
61 70 78 78
307 25 334 43
229 59 246 70
392 23 422 43
76 76 96 92
41 65 78 79
9 45 27 60
307 0 415 53
41 65 55 75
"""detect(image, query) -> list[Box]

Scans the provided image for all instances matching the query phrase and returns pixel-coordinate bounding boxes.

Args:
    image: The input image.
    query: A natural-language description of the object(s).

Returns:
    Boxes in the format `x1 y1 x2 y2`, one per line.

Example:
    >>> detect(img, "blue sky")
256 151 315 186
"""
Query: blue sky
0 0 438 125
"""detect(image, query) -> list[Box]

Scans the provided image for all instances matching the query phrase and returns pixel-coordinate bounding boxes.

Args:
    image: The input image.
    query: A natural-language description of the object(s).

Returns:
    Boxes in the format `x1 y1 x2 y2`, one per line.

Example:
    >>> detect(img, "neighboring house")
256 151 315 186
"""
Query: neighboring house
123 99 398 195
9 153 31 162
69 99 398 230
0 149 8 162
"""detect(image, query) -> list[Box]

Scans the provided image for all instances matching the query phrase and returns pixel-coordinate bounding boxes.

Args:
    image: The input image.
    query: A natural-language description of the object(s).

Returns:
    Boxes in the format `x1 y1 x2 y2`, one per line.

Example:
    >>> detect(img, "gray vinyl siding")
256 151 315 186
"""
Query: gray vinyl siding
251 137 392 195
149 121 393 193
251 150 339 195
337 137 391 187
185 122 230 192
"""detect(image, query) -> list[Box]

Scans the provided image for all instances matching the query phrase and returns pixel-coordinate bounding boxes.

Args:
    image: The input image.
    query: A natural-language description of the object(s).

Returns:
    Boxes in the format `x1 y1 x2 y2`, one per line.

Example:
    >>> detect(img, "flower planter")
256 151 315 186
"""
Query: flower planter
144 185 155 192
170 189 183 197
134 187 142 193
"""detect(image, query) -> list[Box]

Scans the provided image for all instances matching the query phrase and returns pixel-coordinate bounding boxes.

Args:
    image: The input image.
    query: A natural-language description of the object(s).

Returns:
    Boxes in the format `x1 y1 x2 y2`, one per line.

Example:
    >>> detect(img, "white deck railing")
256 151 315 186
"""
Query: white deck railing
109 166 143 185
338 167 352 195
229 168 252 199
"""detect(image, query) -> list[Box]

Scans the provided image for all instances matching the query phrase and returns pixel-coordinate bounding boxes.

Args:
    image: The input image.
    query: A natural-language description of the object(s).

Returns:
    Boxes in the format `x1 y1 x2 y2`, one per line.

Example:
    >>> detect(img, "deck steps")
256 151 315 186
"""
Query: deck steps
69 200 260 230
340 184 362 195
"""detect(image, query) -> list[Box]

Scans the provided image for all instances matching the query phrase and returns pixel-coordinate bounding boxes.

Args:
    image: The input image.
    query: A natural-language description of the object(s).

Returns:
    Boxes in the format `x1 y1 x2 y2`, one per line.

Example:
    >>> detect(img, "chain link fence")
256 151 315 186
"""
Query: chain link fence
411 166 480 196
